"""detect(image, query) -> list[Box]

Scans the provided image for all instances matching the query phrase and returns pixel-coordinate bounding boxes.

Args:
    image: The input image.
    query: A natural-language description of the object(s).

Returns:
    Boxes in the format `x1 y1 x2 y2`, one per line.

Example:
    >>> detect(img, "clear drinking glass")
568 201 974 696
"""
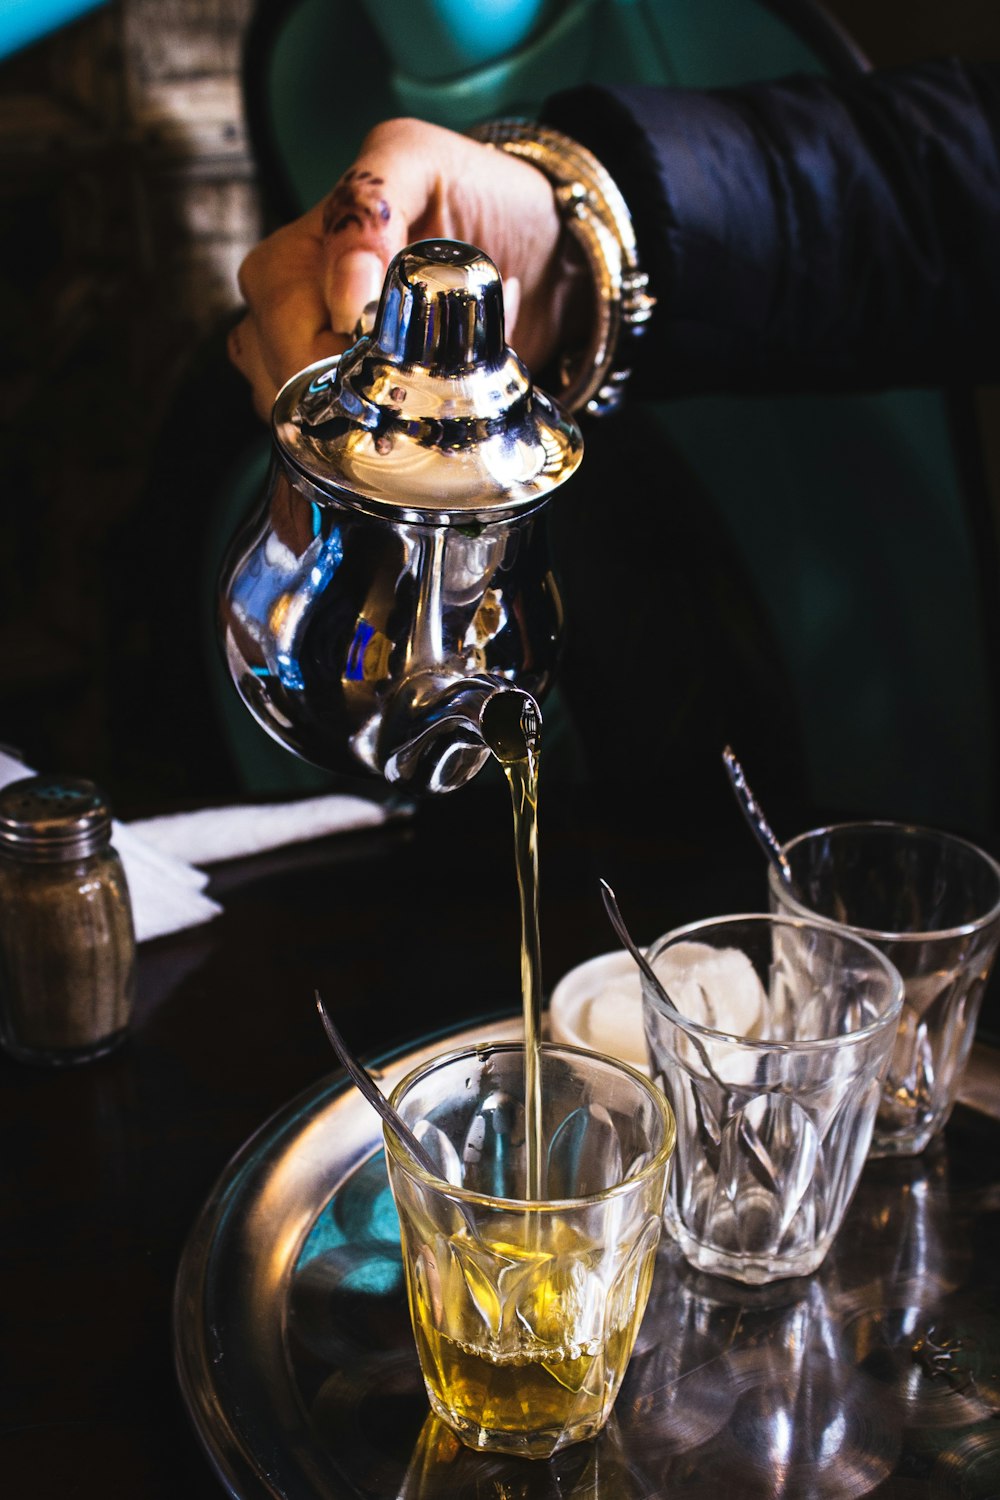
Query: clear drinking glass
769 821 1000 1157
384 1041 676 1459
641 914 903 1285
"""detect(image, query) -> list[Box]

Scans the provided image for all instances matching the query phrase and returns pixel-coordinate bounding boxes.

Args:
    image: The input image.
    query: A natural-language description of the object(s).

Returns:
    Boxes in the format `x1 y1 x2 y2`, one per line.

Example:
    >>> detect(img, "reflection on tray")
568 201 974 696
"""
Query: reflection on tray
282 1136 1000 1498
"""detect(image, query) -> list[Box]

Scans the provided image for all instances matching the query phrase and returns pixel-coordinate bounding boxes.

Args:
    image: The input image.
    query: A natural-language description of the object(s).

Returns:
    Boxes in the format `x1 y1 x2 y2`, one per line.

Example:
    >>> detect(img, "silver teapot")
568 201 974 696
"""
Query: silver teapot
218 239 583 793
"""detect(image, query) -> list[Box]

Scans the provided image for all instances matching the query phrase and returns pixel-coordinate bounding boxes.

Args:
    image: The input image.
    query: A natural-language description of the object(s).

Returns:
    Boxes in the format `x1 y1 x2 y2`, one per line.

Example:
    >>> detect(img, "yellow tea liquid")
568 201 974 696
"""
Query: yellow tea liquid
494 697 544 1199
403 1213 655 1449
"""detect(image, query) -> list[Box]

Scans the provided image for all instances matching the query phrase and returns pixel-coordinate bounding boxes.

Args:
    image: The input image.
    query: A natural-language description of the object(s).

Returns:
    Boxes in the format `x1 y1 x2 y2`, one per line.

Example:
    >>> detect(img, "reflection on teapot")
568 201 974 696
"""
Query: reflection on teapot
219 239 582 794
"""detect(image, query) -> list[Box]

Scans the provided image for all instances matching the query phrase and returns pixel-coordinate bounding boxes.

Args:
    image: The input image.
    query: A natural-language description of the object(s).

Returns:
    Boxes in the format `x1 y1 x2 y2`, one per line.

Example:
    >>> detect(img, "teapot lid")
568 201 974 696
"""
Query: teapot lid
272 239 583 523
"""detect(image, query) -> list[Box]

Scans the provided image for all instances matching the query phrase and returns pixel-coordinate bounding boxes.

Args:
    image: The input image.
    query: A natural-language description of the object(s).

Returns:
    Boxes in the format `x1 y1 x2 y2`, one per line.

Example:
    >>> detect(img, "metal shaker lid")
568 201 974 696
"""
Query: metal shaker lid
273 239 583 523
0 775 113 862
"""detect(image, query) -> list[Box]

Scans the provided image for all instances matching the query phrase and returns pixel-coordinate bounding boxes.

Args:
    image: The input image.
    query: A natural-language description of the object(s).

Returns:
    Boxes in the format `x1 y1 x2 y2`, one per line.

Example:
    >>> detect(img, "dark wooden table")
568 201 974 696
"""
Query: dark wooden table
2 779 997 1498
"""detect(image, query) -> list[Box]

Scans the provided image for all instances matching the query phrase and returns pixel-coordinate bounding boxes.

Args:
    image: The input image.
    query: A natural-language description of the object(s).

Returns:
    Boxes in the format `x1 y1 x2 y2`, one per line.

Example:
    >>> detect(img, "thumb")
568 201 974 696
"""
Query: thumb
502 275 522 349
321 164 413 335
327 248 386 337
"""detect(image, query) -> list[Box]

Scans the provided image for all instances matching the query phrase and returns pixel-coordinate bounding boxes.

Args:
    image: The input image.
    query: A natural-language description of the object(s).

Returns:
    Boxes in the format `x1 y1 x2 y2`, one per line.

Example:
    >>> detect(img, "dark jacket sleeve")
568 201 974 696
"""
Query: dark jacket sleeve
542 60 1000 396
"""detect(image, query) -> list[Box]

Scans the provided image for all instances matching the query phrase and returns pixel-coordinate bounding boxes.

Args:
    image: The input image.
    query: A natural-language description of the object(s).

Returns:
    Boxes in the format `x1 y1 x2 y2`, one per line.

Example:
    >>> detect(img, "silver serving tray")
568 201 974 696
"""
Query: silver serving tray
175 1024 1000 1499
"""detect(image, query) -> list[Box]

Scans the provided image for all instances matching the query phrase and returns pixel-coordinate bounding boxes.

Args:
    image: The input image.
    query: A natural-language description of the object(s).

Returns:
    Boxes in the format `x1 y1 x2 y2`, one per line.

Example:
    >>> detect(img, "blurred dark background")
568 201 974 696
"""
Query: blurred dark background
0 0 262 812
0 0 998 819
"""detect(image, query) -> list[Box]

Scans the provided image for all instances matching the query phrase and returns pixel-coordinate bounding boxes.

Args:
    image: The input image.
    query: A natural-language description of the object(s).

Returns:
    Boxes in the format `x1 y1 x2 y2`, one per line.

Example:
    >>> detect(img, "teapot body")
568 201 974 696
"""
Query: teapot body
217 239 582 793
219 454 564 791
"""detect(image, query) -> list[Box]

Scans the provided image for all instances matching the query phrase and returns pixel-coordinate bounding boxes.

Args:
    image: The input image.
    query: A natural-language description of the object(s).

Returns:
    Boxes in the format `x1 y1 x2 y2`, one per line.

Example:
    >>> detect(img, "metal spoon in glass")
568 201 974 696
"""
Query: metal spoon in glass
721 745 796 895
598 880 727 1091
314 989 443 1180
314 993 492 1240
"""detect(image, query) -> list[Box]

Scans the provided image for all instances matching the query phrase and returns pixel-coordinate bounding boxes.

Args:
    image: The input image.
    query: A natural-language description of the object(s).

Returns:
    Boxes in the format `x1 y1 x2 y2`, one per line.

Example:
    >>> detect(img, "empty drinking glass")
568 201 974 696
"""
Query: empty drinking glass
641 914 903 1284
769 822 1000 1156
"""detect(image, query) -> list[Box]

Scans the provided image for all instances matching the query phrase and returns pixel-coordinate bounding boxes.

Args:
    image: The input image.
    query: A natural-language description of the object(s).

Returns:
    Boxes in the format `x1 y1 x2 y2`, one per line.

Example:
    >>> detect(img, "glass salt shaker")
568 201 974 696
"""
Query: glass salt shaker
0 774 136 1065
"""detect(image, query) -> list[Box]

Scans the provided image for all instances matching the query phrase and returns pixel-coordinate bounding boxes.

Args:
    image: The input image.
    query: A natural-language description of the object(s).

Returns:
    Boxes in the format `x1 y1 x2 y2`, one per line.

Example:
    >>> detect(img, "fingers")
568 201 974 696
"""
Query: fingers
238 219 344 374
226 117 574 421
325 248 385 337
319 164 408 333
228 129 430 414
502 274 522 348
318 135 437 333
227 298 342 422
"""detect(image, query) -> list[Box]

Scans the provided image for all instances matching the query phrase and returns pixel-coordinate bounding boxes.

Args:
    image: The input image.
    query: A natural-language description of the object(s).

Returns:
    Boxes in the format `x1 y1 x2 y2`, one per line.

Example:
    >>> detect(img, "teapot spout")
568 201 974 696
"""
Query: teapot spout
376 673 540 794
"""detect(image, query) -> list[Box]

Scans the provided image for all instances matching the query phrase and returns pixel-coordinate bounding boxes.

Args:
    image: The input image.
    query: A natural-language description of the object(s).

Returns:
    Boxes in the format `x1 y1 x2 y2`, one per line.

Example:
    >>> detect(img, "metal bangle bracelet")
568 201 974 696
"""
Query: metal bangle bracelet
468 118 656 417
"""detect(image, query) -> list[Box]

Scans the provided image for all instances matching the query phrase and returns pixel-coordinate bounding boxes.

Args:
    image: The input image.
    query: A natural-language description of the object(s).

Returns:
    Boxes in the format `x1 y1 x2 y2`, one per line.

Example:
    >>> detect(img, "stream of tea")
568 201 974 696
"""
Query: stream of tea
491 695 544 1202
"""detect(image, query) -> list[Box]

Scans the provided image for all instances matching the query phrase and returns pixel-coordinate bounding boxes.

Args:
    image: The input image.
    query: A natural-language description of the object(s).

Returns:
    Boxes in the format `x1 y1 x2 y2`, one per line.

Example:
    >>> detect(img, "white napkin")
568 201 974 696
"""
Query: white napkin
130 792 390 866
112 819 222 943
0 751 395 943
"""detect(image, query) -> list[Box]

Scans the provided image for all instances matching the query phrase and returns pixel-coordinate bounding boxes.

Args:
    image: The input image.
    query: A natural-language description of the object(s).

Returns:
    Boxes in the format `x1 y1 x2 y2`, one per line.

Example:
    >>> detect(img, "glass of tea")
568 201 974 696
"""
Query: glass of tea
769 821 1000 1156
641 914 903 1284
383 1041 676 1459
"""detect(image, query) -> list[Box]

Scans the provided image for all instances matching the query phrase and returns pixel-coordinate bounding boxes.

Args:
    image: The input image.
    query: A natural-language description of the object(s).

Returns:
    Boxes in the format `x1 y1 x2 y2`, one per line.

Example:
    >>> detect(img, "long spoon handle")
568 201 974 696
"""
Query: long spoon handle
314 990 441 1179
599 879 667 997
599 879 730 1094
722 746 795 891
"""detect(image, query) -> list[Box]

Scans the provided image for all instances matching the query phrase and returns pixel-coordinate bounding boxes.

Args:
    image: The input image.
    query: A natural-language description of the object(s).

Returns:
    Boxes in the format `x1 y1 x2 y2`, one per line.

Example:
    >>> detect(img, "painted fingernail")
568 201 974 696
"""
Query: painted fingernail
329 249 385 335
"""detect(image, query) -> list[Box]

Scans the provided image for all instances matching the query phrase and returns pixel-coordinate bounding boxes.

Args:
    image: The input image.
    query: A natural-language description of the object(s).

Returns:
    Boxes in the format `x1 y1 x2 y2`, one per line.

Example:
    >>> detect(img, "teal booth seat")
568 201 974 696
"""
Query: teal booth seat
208 0 999 840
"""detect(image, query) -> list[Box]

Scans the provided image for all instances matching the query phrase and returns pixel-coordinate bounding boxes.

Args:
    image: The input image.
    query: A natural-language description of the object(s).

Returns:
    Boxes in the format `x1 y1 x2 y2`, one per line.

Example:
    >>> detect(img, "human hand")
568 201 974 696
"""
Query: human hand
228 117 583 420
